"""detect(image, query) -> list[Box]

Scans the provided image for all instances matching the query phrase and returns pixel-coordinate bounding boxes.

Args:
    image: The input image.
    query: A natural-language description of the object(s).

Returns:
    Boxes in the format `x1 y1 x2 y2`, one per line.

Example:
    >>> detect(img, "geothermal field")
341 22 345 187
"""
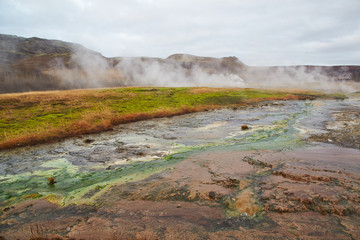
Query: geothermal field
0 35 360 240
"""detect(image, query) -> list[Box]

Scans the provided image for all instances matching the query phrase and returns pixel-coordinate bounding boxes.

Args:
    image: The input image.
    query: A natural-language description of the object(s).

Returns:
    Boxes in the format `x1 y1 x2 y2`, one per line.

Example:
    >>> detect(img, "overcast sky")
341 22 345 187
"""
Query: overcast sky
0 0 359 66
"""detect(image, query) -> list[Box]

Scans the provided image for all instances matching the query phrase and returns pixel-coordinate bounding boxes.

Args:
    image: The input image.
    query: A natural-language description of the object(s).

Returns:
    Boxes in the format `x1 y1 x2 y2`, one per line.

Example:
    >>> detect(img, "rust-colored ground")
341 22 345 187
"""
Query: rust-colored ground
1 144 359 240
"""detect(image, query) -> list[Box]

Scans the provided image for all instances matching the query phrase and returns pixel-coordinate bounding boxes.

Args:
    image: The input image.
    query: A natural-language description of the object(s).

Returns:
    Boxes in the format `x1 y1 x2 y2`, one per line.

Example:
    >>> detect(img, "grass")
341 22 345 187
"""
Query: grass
0 87 345 150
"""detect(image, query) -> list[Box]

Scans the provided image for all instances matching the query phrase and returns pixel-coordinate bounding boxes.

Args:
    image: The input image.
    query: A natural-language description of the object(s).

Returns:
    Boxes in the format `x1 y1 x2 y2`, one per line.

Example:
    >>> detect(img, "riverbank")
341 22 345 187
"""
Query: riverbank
0 87 345 150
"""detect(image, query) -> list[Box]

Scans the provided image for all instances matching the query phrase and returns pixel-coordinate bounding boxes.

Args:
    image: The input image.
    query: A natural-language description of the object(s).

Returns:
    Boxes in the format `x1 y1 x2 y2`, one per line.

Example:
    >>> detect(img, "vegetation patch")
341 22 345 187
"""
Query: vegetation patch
0 87 344 149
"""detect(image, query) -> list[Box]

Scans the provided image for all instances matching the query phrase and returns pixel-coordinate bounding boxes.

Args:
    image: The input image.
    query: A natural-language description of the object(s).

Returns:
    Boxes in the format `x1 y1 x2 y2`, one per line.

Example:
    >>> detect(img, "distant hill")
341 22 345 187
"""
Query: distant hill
0 34 359 93
0 34 123 93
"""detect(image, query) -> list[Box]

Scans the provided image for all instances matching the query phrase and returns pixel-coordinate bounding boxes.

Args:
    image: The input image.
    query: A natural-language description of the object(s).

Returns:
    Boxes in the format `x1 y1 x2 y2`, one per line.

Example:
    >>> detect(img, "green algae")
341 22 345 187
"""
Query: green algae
223 119 305 151
214 103 314 219
0 151 195 207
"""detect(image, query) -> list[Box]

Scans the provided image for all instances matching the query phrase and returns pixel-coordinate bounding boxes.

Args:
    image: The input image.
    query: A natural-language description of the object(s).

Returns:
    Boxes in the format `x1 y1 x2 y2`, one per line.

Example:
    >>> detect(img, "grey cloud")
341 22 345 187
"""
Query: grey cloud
0 0 359 65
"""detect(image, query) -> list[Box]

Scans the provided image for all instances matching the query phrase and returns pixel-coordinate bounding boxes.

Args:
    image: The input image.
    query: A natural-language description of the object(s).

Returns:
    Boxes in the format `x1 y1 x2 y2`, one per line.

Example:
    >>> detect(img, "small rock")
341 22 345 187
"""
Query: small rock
3 207 10 212
134 151 147 156
209 191 216 200
241 125 249 130
47 177 56 186
163 135 177 140
176 204 181 208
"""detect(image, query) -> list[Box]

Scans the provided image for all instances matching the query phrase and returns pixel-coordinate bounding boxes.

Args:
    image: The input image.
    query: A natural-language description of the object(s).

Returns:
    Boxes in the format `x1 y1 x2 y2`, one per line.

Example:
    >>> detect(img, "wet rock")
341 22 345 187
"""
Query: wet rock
162 134 177 140
83 139 94 144
209 191 216 200
3 207 10 212
47 177 56 186
241 125 249 130
134 150 147 156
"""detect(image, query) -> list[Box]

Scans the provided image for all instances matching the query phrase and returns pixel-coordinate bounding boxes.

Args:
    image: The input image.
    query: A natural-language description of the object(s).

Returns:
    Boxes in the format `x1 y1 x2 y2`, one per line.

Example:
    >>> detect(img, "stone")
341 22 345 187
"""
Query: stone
241 125 249 130
209 191 216 200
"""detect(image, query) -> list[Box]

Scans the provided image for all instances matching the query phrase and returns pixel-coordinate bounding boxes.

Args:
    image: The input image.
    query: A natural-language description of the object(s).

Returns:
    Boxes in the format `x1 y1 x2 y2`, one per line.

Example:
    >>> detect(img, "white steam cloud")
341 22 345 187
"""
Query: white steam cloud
2 34 358 94
47 45 124 88
243 66 359 93
116 57 245 88
48 49 360 93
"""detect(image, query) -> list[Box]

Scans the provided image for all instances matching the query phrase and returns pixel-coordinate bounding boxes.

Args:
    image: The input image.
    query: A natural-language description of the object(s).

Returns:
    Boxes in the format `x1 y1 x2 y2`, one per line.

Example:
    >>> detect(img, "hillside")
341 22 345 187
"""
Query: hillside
0 34 359 93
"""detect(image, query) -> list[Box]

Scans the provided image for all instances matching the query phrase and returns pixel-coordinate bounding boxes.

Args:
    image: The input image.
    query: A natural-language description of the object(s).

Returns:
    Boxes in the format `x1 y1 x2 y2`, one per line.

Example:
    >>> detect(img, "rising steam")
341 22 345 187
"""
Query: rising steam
1 34 359 94
115 57 245 88
48 48 359 93
242 66 359 93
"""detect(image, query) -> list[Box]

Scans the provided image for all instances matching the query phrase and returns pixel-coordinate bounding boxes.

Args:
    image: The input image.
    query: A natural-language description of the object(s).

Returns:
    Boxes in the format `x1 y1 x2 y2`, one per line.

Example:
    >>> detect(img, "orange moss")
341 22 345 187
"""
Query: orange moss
189 87 232 94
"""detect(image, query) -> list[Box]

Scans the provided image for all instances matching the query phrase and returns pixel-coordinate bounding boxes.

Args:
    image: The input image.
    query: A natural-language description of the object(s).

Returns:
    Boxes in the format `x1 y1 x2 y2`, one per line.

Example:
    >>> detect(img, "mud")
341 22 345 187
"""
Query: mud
0 98 359 239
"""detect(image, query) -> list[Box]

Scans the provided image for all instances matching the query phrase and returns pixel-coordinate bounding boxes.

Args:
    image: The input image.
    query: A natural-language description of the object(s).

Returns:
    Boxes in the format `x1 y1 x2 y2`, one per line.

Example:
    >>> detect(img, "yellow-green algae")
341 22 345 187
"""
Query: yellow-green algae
0 151 193 207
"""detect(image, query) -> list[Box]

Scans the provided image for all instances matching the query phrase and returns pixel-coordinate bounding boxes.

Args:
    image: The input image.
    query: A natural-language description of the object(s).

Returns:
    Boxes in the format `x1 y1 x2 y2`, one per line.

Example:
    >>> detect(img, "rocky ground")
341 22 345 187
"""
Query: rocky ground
1 145 359 239
310 106 360 149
